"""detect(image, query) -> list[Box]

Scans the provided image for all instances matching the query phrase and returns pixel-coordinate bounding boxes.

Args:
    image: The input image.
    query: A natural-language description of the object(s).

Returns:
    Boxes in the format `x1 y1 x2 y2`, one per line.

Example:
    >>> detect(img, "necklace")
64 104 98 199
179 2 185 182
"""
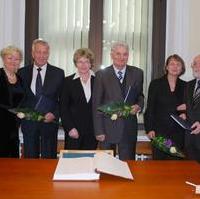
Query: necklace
3 67 17 84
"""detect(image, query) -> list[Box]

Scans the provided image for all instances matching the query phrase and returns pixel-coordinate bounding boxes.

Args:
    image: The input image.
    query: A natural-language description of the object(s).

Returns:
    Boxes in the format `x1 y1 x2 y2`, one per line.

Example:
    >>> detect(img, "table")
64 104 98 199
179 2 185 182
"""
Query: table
0 159 200 199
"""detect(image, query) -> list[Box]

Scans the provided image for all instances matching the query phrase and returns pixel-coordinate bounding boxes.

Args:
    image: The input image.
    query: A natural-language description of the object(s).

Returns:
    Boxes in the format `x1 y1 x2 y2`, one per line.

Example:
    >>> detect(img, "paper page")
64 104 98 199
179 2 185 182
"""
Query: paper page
94 152 133 180
53 157 100 181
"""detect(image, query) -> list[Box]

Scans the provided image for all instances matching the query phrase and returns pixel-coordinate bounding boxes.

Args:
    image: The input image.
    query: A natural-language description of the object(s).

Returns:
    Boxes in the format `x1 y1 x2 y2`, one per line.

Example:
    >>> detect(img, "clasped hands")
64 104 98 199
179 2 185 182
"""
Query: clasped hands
130 104 141 115
44 112 55 123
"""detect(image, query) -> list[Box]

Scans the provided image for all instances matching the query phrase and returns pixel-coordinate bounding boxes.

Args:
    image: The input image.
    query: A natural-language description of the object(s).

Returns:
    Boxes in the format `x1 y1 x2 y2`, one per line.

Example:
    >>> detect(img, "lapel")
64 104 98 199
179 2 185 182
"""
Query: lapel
108 66 124 100
75 77 87 103
124 65 137 96
26 65 34 87
42 64 51 93
72 74 95 104
189 79 198 108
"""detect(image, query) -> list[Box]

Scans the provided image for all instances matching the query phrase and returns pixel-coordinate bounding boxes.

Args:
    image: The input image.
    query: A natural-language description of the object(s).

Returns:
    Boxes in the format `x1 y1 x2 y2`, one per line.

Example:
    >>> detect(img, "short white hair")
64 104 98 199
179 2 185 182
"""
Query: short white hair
111 41 129 52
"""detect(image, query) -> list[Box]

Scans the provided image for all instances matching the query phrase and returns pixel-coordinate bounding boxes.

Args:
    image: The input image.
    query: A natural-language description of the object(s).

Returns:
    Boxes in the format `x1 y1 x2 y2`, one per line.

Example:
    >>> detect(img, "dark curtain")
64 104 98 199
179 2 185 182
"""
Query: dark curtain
151 0 167 80
89 0 103 71
24 0 39 65
24 0 167 78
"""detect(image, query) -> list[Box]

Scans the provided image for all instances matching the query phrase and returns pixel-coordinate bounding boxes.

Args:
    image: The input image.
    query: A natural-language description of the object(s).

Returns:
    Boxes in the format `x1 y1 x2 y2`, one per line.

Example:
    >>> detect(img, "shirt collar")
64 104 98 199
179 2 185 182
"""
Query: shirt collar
113 65 126 75
34 63 47 71
73 69 95 80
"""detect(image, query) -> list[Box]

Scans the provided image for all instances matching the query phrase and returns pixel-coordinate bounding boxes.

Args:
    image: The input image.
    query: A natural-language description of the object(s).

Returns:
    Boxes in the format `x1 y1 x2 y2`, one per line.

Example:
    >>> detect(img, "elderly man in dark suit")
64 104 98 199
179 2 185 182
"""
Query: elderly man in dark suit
92 41 144 160
18 39 64 158
184 54 200 162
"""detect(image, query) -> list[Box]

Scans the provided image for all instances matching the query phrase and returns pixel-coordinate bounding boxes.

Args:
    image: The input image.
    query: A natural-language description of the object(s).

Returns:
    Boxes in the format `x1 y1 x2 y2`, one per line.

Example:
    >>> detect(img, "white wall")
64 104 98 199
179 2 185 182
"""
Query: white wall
0 0 25 66
166 0 200 81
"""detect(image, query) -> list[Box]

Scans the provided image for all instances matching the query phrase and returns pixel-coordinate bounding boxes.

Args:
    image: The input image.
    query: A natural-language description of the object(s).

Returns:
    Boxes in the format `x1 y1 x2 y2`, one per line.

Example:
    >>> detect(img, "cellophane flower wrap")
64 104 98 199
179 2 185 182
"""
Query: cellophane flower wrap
9 108 61 125
9 108 45 121
151 135 185 158
97 102 134 120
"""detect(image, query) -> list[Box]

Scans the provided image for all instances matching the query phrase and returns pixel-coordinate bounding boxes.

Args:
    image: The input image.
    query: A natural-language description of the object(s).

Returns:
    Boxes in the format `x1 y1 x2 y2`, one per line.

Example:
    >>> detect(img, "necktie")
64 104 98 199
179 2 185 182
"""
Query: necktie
117 71 123 83
35 68 42 98
193 80 200 106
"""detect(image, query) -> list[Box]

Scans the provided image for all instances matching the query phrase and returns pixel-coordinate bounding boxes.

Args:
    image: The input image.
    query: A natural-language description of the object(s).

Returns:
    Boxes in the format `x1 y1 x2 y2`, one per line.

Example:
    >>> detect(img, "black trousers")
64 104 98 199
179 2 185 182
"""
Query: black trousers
65 132 97 150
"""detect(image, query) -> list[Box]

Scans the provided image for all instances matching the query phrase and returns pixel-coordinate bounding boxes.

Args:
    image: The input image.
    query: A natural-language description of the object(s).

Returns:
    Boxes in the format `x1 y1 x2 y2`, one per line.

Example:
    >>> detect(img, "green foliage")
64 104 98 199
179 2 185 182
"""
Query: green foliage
151 136 185 158
98 102 132 119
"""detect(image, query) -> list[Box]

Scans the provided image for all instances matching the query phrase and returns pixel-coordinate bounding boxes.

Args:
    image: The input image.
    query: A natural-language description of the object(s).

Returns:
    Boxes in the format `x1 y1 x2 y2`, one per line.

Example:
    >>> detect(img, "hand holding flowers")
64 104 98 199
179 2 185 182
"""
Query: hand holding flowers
151 135 185 158
98 102 140 121
9 108 61 125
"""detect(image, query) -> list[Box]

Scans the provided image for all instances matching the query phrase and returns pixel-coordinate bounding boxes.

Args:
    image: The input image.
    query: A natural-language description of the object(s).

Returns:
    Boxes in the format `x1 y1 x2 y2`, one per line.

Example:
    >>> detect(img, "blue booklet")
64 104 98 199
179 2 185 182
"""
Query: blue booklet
34 95 55 114
170 114 192 131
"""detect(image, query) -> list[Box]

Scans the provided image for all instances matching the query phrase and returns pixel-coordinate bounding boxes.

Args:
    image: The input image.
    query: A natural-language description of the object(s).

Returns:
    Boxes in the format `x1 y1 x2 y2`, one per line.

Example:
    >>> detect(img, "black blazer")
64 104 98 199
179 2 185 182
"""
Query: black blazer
0 68 24 135
144 75 186 135
60 74 94 135
18 63 65 119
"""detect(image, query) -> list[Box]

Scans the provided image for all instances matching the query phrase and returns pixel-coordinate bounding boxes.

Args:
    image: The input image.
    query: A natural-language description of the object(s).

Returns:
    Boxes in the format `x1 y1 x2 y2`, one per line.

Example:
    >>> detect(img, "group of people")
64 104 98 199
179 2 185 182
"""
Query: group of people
0 39 200 162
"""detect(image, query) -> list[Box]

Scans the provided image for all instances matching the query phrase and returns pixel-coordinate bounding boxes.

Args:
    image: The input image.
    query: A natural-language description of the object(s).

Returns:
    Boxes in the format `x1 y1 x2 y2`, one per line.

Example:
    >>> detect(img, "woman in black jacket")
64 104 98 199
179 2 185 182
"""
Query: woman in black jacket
144 54 186 160
0 46 24 157
60 48 97 150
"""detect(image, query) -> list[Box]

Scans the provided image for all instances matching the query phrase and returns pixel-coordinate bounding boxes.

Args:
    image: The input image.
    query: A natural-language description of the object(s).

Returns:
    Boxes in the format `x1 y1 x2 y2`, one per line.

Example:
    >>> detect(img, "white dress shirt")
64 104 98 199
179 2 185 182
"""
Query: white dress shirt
73 69 95 103
113 65 126 83
31 64 47 95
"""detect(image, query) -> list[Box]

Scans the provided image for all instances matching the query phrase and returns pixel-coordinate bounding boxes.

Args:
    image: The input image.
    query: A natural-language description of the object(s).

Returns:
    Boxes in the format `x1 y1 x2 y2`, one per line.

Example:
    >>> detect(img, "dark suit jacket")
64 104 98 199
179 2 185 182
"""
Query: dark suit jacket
18 63 65 119
144 75 186 148
144 75 186 133
92 65 144 143
0 68 24 139
60 74 94 135
185 79 200 123
184 79 200 161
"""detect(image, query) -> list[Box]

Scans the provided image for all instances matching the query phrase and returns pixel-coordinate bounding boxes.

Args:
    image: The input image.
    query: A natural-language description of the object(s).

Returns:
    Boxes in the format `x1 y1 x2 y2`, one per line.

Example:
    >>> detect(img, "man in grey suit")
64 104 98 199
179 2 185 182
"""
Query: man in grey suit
184 54 200 162
18 39 64 158
92 41 144 160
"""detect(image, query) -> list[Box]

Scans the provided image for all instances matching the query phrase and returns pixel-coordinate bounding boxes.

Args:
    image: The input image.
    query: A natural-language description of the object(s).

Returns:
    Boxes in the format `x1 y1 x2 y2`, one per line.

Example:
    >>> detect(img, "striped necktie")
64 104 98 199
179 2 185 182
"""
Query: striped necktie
193 80 200 107
117 70 123 83
35 68 42 98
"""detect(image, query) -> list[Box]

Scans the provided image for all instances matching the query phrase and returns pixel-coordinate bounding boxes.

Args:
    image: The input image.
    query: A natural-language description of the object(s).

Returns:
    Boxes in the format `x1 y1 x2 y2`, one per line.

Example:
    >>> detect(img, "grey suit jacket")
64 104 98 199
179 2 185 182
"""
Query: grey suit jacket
92 65 144 143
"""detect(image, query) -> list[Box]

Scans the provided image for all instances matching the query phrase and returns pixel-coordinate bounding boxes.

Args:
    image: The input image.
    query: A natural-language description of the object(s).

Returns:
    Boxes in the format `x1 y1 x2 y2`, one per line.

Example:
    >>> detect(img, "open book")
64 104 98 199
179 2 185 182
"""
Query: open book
53 152 133 181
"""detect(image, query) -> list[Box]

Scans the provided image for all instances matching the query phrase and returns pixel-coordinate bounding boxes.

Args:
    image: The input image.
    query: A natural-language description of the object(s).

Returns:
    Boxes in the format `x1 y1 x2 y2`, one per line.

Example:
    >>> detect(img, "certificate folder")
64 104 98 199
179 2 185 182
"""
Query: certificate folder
170 114 192 131
53 152 133 181
34 95 55 113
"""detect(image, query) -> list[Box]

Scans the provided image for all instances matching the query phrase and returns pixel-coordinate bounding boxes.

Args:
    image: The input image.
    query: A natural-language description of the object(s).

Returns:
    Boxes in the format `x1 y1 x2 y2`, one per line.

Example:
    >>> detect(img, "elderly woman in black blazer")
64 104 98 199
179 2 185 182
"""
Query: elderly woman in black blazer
0 45 24 157
60 48 97 150
144 54 186 160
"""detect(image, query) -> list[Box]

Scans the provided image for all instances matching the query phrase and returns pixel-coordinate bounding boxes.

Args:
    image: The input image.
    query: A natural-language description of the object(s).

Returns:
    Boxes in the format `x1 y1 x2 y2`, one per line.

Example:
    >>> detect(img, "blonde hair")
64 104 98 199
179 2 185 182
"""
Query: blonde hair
0 45 23 61
73 48 95 68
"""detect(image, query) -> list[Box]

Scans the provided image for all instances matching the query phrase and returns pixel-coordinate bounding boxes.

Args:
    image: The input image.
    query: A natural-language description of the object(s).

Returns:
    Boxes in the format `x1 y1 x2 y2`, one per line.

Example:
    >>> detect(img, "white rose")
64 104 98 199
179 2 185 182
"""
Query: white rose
17 112 25 119
170 146 177 154
111 114 118 120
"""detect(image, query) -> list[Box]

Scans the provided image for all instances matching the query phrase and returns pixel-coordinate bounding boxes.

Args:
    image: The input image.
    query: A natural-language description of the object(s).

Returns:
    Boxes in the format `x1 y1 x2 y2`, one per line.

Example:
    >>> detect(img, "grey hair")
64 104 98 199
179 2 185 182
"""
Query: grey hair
32 38 49 52
111 41 129 52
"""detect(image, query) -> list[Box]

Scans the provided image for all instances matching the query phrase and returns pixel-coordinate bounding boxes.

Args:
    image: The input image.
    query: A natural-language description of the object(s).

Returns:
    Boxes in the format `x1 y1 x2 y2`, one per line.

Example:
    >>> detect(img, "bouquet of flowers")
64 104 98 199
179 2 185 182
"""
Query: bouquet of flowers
9 108 61 125
97 102 134 120
151 135 185 158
